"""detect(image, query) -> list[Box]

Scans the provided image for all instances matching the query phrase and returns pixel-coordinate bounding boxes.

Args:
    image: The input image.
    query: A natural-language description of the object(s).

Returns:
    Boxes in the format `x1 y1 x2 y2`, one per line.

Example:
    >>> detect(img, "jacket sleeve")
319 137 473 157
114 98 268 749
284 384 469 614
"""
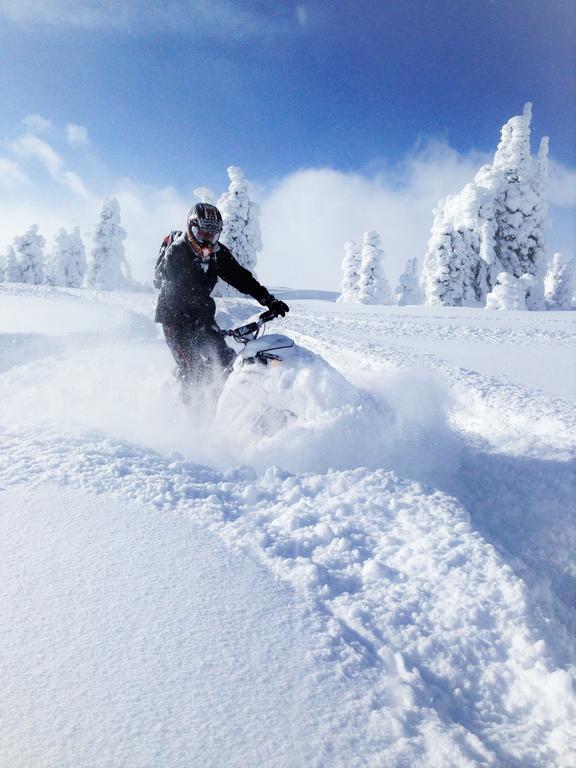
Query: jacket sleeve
216 247 271 304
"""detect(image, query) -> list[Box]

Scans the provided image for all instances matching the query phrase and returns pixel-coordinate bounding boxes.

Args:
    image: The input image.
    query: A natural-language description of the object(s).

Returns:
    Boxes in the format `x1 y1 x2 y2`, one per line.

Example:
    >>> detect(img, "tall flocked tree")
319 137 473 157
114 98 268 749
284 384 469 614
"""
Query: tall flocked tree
394 257 423 305
337 240 361 302
421 103 549 308
86 198 130 290
357 231 391 305
12 225 46 285
215 166 262 297
0 245 22 283
48 227 86 288
545 253 574 310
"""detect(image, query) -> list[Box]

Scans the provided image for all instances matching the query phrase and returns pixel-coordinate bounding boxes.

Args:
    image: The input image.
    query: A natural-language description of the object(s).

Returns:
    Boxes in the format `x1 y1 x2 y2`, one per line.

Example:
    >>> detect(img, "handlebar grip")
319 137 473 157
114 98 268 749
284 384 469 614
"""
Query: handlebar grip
259 308 278 323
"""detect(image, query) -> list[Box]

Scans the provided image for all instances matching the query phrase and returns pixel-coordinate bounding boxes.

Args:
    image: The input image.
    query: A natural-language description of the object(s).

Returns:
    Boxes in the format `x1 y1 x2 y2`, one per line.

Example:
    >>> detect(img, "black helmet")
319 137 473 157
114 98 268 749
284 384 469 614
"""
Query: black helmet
187 203 223 247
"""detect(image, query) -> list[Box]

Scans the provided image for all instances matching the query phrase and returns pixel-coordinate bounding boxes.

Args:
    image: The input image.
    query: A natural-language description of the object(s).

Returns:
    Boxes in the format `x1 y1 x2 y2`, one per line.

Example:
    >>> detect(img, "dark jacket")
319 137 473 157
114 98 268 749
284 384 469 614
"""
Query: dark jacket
155 234 270 324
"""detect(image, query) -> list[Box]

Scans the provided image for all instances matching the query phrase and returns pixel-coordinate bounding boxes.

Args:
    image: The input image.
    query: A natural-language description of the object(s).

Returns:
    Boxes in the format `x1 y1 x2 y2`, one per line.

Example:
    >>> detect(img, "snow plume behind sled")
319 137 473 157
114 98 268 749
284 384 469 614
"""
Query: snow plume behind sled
0 295 459 481
215 339 459 481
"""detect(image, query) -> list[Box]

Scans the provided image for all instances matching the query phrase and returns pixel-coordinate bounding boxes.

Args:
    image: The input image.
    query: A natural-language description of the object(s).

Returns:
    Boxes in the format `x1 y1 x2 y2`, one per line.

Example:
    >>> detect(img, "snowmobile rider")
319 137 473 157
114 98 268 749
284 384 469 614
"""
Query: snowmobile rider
154 202 289 389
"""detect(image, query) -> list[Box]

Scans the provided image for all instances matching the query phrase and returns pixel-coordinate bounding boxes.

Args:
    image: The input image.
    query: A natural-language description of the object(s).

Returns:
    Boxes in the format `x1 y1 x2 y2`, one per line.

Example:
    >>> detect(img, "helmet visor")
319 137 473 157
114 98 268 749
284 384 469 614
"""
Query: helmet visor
191 225 220 245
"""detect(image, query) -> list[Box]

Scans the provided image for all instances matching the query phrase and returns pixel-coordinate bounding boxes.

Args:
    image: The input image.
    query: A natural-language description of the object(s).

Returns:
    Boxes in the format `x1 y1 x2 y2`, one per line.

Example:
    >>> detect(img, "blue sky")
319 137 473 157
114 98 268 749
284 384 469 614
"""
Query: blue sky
0 0 574 288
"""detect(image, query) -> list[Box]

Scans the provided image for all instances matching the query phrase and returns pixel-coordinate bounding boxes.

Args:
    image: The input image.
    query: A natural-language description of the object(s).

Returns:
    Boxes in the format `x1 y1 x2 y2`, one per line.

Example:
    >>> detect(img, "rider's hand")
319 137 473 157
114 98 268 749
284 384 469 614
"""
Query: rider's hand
266 297 289 317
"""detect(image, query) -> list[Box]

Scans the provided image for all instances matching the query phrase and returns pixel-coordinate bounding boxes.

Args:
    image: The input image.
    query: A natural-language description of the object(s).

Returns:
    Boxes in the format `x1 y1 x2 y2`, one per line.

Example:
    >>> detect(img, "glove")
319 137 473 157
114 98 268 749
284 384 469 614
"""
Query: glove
265 296 289 317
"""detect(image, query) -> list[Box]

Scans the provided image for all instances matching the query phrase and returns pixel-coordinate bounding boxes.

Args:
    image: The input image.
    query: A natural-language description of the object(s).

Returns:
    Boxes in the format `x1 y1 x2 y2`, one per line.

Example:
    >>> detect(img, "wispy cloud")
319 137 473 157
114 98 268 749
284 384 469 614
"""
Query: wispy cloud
22 114 52 133
10 135 62 176
9 134 89 198
66 124 90 147
548 159 576 208
0 0 286 39
0 157 28 187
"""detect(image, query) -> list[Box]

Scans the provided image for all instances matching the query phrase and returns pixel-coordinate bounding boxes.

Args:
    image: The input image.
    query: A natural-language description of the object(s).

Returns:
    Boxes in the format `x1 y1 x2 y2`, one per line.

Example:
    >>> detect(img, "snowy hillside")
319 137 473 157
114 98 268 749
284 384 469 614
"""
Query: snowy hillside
0 284 575 767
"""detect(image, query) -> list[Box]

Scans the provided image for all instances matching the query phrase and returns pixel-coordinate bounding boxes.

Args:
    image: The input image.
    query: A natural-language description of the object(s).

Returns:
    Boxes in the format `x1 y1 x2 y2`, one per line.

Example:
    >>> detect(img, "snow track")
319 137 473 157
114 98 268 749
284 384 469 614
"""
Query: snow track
1 286 575 767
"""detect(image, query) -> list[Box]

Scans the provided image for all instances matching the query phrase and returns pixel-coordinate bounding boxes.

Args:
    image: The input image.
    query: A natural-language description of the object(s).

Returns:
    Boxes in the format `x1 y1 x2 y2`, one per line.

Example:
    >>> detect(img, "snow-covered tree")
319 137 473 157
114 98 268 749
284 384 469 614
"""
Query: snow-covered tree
215 166 262 297
519 273 545 311
357 231 391 305
545 253 574 310
486 272 527 310
421 103 549 308
86 198 131 290
394 257 423 305
47 227 86 287
0 245 22 283
487 105 548 284
420 190 490 307
12 225 46 284
337 240 361 302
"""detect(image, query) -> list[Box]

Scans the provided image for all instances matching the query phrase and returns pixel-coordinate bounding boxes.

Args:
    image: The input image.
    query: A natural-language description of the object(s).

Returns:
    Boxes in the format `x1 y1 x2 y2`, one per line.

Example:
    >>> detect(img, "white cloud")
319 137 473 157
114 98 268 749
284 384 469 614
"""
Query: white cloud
257 144 576 291
10 134 63 177
8 134 89 199
62 170 89 198
258 145 492 291
66 124 90 147
0 157 29 187
0 0 282 39
548 159 576 208
22 114 52 133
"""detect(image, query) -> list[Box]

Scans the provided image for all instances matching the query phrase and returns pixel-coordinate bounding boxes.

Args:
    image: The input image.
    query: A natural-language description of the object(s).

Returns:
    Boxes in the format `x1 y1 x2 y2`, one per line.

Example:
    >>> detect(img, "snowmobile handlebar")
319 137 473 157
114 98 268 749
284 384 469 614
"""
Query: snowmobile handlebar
226 309 281 343
259 308 280 323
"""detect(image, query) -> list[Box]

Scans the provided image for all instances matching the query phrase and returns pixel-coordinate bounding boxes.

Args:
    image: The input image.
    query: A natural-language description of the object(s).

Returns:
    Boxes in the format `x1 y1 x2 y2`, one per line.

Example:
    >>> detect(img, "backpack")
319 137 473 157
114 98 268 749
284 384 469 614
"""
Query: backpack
154 230 182 289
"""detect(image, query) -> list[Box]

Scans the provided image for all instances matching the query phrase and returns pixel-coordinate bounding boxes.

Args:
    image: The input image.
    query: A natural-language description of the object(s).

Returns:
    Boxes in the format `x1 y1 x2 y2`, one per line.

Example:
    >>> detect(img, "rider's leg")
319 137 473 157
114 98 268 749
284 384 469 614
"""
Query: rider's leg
162 322 203 402
163 321 235 404
202 326 236 377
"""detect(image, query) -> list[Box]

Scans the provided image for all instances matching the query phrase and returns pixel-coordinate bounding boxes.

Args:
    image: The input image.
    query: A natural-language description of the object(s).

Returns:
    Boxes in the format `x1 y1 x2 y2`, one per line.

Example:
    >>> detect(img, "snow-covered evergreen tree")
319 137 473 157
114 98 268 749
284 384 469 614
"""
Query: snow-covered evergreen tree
86 198 130 290
215 166 262 297
13 225 46 284
519 273 545 311
420 190 489 306
488 105 548 284
421 103 549 308
357 231 391 305
394 257 423 305
0 245 22 283
545 253 574 310
486 272 527 310
48 227 86 287
337 240 361 302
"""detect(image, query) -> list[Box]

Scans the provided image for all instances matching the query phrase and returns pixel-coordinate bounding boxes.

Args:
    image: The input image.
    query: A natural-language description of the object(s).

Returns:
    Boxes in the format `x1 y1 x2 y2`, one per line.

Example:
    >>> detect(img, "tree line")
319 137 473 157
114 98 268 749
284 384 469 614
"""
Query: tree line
338 104 574 311
0 198 133 291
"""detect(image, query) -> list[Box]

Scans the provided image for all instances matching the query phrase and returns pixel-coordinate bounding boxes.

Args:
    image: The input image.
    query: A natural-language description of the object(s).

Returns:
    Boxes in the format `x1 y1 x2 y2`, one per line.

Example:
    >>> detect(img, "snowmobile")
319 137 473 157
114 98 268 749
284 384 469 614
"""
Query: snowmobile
176 307 360 441
216 308 298 436
216 307 366 441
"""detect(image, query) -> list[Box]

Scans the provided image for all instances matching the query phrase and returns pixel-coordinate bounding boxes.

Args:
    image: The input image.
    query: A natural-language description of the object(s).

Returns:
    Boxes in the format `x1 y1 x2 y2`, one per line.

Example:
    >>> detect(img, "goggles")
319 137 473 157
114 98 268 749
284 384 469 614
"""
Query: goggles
191 224 220 246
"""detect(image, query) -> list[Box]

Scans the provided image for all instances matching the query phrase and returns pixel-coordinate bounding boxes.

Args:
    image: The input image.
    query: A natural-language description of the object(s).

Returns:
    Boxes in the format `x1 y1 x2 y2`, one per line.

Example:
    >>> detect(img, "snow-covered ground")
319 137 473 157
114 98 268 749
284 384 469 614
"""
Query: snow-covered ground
0 283 575 767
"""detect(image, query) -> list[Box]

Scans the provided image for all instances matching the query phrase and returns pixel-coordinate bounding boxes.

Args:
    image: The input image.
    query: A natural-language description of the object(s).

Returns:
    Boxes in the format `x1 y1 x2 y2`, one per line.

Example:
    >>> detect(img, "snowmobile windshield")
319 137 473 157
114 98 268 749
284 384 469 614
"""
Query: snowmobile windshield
191 225 220 245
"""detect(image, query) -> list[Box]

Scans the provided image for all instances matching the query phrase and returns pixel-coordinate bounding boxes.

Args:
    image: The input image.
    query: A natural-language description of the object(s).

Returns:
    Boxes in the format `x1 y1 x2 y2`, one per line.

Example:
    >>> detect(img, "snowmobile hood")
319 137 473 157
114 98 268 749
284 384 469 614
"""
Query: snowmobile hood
238 334 295 360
